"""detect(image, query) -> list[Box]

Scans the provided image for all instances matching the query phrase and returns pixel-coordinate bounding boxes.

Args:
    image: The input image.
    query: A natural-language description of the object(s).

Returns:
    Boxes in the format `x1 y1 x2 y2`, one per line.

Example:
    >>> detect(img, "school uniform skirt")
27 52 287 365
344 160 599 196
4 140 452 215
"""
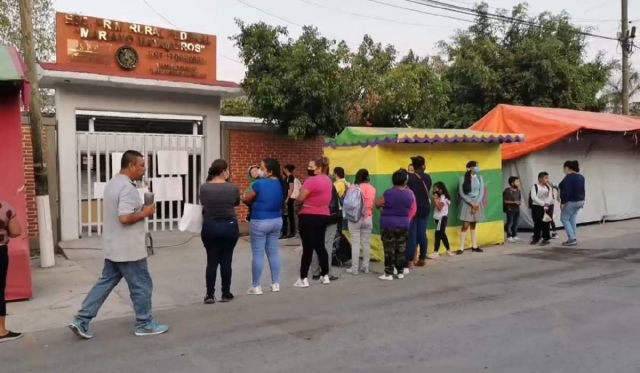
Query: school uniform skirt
459 201 485 223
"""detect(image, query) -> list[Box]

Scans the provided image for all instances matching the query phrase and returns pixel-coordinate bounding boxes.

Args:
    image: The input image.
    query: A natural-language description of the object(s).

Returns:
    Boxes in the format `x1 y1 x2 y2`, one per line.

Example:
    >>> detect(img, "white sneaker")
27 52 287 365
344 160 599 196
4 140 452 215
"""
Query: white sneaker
247 286 263 295
379 274 393 281
403 268 410 275
294 278 309 288
507 237 516 243
513 236 522 242
320 275 331 285
346 268 358 275
427 253 439 259
397 273 405 279
361 266 370 274
270 283 280 292
447 251 455 257
394 267 398 275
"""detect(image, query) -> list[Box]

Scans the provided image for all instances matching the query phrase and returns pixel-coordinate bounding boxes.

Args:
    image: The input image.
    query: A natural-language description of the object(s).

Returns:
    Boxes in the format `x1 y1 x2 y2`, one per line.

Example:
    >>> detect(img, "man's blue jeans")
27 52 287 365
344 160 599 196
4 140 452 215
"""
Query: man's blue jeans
250 218 282 287
407 216 429 262
76 258 153 328
561 201 584 241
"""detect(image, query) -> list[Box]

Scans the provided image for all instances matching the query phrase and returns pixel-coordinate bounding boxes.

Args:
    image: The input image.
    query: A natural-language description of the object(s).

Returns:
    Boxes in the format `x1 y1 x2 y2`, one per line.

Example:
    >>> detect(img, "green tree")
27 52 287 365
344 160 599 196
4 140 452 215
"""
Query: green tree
221 97 254 117
439 2 615 128
231 20 351 139
0 0 55 61
600 65 640 115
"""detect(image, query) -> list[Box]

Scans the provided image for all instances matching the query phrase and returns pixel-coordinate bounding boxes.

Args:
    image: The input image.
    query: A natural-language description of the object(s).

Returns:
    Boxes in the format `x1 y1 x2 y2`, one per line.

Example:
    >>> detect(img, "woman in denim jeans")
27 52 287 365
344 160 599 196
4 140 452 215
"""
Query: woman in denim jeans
244 158 286 295
559 160 586 246
200 159 241 304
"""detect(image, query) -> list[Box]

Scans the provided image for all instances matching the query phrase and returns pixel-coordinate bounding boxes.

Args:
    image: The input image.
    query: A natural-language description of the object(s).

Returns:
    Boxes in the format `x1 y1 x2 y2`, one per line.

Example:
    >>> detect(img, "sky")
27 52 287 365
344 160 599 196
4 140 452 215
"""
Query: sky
53 0 639 83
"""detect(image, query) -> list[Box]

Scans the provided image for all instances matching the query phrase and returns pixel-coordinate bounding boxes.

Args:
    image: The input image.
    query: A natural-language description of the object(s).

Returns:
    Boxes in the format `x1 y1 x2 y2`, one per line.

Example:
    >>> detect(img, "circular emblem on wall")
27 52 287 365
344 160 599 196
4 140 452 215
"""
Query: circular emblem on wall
116 46 139 71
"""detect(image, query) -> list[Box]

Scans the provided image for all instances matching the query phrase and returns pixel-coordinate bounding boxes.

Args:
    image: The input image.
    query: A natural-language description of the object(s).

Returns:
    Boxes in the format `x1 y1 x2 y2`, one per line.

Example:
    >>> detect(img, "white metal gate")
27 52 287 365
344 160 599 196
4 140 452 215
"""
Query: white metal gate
76 131 205 236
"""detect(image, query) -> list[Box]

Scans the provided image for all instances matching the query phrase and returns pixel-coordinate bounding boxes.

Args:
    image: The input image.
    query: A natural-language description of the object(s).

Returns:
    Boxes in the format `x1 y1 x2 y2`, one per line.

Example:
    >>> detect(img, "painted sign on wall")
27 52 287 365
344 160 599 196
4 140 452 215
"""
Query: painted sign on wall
55 13 218 84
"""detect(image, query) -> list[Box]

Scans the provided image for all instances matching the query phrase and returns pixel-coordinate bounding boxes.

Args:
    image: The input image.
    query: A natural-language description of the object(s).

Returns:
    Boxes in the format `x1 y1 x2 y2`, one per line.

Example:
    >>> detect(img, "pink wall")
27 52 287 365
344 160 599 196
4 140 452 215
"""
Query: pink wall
0 89 32 300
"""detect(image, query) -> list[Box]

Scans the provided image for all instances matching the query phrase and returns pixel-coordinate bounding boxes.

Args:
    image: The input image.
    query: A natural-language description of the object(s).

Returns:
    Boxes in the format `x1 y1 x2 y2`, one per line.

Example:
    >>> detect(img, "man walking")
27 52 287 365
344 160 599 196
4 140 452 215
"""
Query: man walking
406 156 432 268
69 150 168 339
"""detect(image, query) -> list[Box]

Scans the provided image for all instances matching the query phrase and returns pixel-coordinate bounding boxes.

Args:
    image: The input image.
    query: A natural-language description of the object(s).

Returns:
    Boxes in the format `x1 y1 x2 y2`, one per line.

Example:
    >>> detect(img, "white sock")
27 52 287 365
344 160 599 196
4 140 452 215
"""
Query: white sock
460 231 467 251
471 230 478 248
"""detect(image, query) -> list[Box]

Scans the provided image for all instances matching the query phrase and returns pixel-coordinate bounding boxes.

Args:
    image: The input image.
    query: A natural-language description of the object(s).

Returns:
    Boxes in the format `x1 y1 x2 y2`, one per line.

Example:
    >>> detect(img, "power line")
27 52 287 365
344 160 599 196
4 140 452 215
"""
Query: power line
140 0 243 64
235 0 362 47
404 0 620 42
365 0 476 24
295 0 453 29
235 0 303 27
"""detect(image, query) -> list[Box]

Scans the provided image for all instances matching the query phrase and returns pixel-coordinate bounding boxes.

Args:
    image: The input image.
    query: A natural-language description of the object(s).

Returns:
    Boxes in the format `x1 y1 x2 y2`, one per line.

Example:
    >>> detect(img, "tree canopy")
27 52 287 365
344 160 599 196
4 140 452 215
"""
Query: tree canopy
232 1 619 138
0 0 55 61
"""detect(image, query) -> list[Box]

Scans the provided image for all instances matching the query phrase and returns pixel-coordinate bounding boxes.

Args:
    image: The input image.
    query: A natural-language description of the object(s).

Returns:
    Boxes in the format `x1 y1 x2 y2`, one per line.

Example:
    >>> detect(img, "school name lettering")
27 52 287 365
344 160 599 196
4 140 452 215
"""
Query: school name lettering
150 63 207 79
64 14 211 53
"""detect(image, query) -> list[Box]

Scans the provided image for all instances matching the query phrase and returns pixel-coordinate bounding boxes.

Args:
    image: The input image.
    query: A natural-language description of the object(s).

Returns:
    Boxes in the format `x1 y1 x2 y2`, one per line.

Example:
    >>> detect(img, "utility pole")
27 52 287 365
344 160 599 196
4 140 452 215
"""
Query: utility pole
621 0 630 115
18 0 55 267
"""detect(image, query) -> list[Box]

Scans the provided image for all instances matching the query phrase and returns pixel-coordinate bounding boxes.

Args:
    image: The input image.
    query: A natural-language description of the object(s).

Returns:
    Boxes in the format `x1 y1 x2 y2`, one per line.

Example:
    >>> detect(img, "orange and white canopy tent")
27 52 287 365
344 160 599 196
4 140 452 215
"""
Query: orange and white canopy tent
470 104 640 161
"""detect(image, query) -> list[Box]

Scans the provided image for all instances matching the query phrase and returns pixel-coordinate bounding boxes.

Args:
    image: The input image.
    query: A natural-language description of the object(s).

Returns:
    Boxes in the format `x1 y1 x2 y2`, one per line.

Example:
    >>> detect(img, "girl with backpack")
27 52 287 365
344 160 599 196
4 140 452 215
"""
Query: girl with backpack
429 181 453 258
457 160 485 254
344 169 377 275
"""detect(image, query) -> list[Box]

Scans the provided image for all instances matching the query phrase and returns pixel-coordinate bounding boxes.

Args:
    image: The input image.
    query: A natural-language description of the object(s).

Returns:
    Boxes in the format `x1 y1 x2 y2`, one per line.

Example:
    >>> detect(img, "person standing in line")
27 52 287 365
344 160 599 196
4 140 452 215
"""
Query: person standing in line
199 159 241 304
559 160 586 246
70 150 168 339
0 201 23 343
529 172 553 246
406 156 433 270
243 165 261 222
281 164 300 238
244 158 286 295
294 157 333 288
376 169 416 281
345 169 376 275
457 161 485 254
503 176 522 243
311 166 348 281
428 182 453 258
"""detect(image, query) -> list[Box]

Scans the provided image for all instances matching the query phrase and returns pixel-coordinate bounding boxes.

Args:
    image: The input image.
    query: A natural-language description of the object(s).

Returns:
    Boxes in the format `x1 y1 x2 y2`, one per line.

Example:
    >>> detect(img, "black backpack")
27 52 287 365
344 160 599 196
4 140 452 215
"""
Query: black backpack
328 184 340 223
332 234 352 267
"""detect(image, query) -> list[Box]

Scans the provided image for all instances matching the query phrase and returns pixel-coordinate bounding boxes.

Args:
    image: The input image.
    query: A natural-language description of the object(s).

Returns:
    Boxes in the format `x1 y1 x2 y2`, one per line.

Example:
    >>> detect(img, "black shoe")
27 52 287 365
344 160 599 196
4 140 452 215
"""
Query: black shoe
530 239 540 245
455 250 464 255
0 331 23 343
471 247 483 253
220 293 235 303
539 239 550 246
328 275 339 281
312 275 321 281
204 295 216 304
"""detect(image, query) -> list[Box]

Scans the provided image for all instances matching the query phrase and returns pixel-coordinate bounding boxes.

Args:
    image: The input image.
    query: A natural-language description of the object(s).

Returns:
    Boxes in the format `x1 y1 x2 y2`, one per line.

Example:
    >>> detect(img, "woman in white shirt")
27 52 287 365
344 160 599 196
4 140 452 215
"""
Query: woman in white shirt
529 172 554 246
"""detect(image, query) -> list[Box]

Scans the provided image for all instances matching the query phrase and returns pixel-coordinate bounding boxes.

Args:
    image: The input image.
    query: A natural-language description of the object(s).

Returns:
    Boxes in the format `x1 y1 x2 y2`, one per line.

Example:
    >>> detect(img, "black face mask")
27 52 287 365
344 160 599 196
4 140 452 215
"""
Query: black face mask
307 169 316 177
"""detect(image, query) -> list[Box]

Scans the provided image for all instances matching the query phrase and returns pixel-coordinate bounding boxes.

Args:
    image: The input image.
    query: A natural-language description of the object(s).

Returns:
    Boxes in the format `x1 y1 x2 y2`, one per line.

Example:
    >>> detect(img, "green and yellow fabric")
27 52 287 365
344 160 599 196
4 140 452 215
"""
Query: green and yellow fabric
324 127 525 262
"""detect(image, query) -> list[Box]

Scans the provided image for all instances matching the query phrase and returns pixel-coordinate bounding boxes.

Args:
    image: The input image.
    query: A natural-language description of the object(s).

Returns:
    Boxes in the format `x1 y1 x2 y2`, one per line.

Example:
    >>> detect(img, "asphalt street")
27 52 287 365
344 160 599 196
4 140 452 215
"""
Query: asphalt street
3 232 640 373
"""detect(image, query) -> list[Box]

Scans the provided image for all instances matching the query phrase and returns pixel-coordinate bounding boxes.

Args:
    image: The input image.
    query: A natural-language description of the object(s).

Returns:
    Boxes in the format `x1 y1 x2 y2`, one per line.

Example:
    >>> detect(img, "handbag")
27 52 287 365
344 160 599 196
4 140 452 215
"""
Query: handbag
542 213 553 223
179 203 203 233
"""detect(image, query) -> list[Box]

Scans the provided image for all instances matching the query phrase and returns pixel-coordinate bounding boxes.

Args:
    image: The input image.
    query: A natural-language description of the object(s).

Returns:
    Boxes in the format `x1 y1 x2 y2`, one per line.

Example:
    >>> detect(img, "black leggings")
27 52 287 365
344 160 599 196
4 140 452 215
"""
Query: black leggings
298 214 329 279
281 199 296 236
0 245 8 317
434 216 450 251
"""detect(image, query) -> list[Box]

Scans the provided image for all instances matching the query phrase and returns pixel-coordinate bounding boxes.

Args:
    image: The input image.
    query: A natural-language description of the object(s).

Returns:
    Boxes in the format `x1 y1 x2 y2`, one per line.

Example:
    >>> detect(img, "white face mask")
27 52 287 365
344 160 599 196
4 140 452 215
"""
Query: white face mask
257 170 265 178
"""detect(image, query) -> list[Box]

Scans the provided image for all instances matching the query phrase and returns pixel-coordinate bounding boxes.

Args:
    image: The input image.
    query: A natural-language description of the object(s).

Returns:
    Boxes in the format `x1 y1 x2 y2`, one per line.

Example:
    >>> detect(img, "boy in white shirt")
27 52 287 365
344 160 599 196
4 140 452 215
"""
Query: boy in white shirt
529 172 554 246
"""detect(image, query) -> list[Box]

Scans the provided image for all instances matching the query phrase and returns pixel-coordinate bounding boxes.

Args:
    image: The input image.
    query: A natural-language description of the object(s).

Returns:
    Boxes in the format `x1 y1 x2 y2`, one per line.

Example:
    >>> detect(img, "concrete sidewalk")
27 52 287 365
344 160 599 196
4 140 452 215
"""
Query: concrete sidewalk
6 219 639 334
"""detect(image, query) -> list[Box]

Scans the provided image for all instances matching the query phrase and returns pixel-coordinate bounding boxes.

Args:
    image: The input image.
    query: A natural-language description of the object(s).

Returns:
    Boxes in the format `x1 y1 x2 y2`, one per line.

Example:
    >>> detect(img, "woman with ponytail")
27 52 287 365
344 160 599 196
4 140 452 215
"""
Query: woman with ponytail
199 159 241 304
457 160 485 254
243 158 286 295
294 156 334 287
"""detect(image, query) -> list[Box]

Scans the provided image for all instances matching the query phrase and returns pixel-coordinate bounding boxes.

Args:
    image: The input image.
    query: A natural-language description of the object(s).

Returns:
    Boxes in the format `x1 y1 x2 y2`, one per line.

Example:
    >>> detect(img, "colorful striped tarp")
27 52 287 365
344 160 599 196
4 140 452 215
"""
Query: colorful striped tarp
324 131 519 262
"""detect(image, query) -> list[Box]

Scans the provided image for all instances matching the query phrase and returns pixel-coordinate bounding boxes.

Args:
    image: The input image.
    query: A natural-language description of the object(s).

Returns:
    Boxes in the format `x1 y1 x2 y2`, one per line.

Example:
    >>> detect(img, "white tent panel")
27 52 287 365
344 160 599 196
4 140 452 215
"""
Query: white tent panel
503 133 640 229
